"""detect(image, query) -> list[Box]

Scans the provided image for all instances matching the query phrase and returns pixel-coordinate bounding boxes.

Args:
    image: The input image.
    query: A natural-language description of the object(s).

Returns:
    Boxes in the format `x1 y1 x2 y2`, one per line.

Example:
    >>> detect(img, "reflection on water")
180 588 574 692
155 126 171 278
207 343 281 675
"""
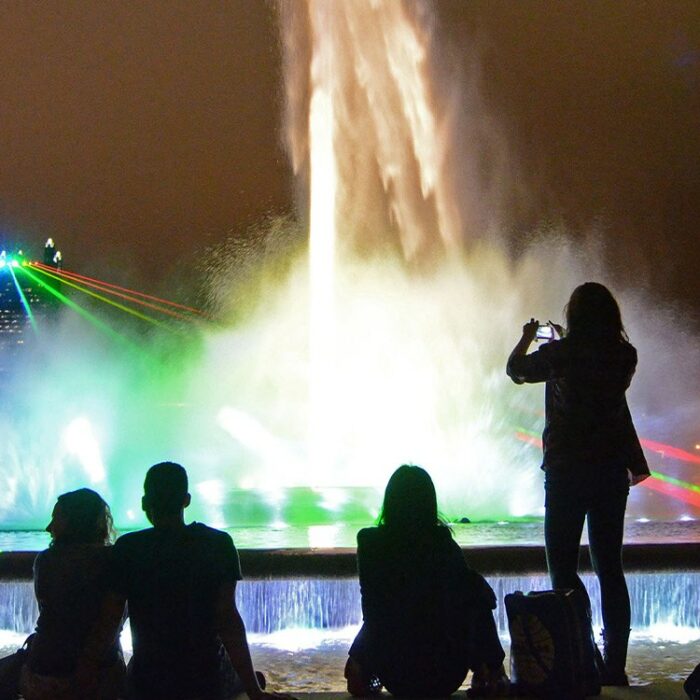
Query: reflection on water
1 518 699 551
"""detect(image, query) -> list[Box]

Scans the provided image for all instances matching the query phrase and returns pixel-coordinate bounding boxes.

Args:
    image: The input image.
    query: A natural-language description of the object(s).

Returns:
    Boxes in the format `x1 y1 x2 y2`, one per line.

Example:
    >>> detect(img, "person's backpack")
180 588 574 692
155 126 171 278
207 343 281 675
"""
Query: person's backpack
685 663 700 699
505 589 600 699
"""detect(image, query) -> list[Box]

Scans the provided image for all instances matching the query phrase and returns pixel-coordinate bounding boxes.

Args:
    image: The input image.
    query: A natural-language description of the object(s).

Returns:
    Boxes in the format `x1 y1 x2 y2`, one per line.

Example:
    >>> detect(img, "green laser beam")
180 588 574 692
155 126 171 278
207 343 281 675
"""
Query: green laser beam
17 266 138 350
649 470 700 494
9 266 38 333
29 265 172 330
515 426 541 439
33 262 197 322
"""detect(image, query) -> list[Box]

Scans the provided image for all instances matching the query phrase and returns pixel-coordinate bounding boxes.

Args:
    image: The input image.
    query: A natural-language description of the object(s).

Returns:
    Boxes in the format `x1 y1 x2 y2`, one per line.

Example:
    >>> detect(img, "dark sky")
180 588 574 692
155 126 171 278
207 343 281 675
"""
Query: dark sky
0 1 698 312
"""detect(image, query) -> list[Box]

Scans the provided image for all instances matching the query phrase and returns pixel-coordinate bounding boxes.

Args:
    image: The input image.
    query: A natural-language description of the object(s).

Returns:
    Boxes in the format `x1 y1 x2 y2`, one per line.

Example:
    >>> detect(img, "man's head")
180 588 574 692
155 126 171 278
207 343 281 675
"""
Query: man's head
142 461 191 525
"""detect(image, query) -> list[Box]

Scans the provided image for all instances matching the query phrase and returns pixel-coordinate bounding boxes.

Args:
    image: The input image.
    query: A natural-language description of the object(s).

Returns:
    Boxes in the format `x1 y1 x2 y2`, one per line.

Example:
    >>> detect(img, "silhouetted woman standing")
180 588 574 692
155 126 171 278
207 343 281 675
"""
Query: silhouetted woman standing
507 282 650 686
345 465 508 697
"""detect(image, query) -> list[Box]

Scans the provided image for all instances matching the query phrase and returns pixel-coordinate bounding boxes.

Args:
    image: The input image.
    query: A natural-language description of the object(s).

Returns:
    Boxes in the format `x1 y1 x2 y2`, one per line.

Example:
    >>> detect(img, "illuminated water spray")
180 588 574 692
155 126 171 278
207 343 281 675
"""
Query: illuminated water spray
0 2 697 531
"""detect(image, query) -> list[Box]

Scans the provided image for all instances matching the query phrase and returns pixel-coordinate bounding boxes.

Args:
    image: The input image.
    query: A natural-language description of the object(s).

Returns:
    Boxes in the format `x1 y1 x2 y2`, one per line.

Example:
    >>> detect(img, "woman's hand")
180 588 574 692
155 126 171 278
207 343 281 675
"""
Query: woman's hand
522 318 539 342
628 470 650 486
508 319 540 372
548 321 565 339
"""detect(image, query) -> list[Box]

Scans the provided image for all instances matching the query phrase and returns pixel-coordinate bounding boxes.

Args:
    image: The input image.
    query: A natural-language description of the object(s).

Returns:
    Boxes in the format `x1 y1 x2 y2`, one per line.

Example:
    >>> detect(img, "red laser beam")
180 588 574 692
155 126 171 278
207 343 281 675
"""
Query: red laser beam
515 431 700 467
30 262 208 317
639 438 700 466
29 263 194 322
638 477 700 508
515 431 542 448
513 431 700 508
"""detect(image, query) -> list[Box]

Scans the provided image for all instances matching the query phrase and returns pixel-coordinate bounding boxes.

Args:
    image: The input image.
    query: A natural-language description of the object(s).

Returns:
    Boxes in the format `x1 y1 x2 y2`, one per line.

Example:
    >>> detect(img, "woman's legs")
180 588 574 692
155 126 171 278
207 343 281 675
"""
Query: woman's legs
544 489 588 598
469 608 506 673
587 488 630 634
587 488 630 684
346 624 382 696
467 608 509 697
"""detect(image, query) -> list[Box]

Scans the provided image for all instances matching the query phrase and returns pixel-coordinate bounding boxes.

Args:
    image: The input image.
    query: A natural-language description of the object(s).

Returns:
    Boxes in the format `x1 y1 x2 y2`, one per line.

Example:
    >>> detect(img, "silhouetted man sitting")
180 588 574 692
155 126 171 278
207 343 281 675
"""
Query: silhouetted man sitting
78 461 291 700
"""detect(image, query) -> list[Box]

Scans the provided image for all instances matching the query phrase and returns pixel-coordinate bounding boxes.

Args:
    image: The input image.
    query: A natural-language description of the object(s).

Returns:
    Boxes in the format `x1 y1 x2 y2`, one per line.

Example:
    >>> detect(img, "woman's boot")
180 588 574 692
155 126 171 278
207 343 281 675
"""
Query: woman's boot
601 628 630 686
344 657 382 696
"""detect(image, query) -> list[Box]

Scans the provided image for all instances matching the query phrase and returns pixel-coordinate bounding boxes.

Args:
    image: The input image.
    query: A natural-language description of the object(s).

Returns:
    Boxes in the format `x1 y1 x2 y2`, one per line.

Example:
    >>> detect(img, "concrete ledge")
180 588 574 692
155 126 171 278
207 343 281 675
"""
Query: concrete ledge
1 543 699 580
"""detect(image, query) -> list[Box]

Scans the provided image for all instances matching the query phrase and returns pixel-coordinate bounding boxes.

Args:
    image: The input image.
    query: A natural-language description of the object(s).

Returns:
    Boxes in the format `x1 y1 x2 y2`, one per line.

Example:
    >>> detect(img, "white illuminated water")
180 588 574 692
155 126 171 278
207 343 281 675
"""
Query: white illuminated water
1 573 698 687
2 573 699 639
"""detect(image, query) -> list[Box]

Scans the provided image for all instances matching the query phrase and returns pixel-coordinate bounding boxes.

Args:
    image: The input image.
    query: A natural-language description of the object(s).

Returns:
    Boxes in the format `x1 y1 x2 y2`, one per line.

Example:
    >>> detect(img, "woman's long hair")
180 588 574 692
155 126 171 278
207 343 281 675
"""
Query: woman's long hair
565 282 627 343
377 464 445 532
50 488 114 546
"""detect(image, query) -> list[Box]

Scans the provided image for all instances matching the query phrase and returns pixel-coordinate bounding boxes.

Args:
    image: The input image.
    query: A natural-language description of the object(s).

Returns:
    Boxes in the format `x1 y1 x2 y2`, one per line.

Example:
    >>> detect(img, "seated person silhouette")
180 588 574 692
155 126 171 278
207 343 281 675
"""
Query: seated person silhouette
77 462 293 700
20 488 125 700
345 464 509 697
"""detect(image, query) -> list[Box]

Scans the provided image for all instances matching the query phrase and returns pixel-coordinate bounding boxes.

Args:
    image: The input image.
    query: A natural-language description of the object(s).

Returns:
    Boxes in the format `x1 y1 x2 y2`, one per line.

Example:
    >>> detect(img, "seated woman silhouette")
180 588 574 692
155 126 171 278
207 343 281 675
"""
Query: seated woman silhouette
20 488 125 700
345 465 508 697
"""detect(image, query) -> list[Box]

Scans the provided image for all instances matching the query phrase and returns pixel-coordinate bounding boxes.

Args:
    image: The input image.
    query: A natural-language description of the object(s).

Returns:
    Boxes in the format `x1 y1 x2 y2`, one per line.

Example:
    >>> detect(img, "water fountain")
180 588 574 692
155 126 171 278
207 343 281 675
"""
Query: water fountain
0 3 699 681
2 1 698 537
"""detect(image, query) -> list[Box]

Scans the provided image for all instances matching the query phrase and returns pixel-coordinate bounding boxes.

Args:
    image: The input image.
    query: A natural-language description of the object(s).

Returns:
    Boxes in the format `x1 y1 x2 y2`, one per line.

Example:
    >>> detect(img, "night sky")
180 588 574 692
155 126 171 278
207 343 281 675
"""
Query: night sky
0 1 698 315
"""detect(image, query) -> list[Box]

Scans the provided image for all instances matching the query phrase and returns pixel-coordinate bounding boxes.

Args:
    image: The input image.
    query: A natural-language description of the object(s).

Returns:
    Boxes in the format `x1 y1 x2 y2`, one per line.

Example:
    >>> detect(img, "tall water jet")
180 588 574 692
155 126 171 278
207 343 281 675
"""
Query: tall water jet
275 0 565 518
306 1 339 480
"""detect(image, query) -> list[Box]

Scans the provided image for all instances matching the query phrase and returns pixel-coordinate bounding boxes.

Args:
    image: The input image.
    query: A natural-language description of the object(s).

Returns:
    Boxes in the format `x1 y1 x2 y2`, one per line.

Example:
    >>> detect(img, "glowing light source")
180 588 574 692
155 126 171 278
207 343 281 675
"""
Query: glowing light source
17 265 137 349
195 479 225 505
307 524 341 549
61 417 106 484
9 265 37 333
217 406 300 483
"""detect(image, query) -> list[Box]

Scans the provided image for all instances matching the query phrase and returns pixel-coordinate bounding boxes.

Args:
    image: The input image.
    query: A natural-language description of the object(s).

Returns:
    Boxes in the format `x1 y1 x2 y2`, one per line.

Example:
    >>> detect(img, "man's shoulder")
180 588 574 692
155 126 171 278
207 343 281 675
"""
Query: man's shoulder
115 528 155 545
187 522 234 545
186 524 239 566
115 525 235 552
